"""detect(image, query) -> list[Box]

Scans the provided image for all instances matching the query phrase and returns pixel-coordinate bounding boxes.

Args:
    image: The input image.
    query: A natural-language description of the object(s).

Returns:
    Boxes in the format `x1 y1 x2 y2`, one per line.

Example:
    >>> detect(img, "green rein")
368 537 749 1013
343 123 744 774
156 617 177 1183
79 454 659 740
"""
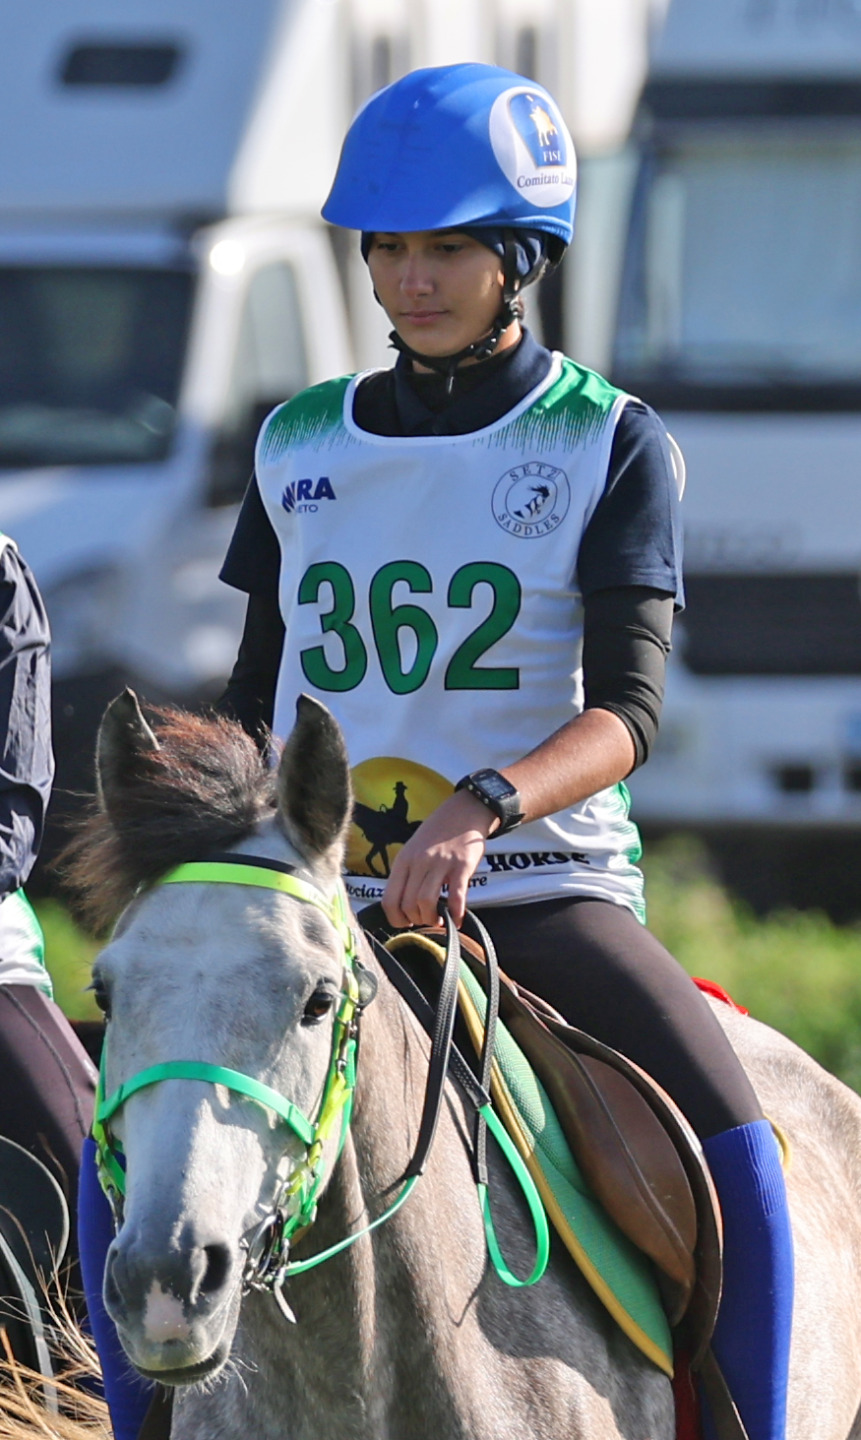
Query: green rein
92 859 550 1294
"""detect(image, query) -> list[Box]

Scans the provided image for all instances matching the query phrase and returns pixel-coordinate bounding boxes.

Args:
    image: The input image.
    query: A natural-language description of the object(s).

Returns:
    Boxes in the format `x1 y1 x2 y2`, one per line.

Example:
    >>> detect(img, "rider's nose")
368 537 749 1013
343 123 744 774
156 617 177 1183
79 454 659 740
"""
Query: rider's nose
401 258 433 297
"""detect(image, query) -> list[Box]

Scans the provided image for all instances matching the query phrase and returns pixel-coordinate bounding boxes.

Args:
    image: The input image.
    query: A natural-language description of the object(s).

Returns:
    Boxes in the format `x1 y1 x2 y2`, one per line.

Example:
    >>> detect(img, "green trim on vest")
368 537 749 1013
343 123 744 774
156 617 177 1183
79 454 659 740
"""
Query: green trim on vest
489 358 626 454
261 376 355 460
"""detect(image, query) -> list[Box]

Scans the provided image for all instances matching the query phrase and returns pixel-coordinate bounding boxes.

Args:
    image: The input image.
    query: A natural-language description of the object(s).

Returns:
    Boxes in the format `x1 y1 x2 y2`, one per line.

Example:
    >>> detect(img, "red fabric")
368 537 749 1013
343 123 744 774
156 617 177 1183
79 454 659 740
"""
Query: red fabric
693 976 749 1015
673 1348 702 1440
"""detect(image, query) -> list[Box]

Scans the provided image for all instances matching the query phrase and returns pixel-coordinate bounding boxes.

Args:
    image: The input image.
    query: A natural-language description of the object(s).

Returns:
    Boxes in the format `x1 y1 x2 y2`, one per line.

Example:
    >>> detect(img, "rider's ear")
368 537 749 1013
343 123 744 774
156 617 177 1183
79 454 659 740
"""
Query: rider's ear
277 694 353 872
96 688 160 818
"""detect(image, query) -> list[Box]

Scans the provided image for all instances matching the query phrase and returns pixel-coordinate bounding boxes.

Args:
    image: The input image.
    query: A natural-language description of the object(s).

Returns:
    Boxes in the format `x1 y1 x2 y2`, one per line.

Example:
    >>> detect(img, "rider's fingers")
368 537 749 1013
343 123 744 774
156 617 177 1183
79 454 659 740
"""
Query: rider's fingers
445 871 469 928
390 856 447 929
381 852 412 927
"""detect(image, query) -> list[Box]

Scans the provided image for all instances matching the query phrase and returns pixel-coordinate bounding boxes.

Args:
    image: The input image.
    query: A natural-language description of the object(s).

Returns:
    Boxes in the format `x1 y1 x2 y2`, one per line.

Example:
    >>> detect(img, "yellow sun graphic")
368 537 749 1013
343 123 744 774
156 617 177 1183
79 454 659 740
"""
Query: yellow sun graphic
347 756 453 877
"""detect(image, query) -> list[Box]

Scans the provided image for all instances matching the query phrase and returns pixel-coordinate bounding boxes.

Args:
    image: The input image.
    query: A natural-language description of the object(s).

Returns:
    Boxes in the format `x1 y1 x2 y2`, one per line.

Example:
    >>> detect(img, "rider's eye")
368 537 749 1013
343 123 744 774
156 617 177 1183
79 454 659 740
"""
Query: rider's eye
90 973 111 1020
302 985 336 1025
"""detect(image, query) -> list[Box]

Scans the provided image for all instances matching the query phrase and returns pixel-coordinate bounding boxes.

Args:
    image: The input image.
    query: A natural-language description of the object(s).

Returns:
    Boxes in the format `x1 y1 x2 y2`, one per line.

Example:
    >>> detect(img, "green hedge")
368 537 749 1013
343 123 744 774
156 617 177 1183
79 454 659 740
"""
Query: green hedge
35 898 101 1022
642 837 861 1092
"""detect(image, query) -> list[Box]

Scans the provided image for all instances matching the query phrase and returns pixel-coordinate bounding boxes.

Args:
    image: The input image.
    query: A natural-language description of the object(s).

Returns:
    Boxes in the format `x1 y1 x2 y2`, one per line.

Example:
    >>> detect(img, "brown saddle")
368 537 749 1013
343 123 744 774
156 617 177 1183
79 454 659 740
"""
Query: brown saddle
412 923 724 1368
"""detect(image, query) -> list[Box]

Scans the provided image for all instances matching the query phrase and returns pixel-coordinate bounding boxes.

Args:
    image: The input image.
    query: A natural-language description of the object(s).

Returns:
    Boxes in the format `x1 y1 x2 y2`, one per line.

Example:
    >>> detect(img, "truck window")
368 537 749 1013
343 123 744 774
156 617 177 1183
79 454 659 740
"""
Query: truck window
209 261 309 505
612 130 861 409
0 266 194 468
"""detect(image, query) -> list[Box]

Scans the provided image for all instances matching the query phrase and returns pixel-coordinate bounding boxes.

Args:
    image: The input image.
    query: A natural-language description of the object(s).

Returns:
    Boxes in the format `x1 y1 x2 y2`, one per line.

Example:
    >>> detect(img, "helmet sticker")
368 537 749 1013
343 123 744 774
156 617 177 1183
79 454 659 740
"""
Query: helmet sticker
489 87 576 211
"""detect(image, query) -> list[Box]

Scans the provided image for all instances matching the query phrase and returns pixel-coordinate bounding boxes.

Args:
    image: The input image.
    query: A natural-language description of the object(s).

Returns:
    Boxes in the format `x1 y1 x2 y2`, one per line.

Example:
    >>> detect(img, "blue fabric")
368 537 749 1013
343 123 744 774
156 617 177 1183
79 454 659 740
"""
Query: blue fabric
703 1119 794 1440
360 227 547 283
78 1137 155 1440
323 63 576 246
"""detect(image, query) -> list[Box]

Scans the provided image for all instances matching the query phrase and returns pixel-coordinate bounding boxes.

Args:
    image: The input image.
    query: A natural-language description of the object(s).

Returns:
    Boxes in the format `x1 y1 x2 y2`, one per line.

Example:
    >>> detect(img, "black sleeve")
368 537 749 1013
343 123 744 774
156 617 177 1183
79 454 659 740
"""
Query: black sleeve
582 585 674 771
0 545 54 894
219 475 282 602
577 401 684 605
214 591 285 746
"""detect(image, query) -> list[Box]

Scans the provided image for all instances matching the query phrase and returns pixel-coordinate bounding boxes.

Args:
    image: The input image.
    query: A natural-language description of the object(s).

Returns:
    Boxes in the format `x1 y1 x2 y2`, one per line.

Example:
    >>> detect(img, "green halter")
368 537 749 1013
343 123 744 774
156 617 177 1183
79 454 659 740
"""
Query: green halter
93 862 363 1249
91 857 549 1299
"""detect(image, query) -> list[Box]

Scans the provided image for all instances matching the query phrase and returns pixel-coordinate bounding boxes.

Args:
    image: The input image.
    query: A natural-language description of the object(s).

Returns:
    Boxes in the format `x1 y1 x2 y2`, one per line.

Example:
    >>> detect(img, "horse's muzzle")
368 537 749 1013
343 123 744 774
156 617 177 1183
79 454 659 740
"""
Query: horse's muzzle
104 1228 241 1375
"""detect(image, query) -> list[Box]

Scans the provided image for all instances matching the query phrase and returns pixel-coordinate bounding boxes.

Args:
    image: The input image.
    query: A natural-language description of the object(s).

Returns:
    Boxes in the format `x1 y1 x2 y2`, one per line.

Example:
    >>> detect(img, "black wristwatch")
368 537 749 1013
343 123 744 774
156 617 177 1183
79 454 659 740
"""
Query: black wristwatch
455 768 524 837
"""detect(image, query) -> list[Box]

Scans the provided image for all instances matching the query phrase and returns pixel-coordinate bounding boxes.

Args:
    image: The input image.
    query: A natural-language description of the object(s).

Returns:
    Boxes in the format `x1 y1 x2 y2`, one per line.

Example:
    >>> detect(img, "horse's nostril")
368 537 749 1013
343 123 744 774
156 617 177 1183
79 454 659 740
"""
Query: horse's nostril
104 1253 122 1308
200 1243 232 1295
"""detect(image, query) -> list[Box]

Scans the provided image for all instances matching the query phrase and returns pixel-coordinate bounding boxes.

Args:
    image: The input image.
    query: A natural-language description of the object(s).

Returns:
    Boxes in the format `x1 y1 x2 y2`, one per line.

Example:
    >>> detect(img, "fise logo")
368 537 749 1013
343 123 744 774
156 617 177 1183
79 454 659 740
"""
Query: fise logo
281 476 337 514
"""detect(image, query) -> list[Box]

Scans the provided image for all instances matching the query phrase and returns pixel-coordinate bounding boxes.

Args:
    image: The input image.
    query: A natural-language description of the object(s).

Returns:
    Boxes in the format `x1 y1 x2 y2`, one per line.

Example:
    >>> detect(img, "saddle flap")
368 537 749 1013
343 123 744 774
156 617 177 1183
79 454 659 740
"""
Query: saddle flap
503 1003 697 1314
451 932 724 1361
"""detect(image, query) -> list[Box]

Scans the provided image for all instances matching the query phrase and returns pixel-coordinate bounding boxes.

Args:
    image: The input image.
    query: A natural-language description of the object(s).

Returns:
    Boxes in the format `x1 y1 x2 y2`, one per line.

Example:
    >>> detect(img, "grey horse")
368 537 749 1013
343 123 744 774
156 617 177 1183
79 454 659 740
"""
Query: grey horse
58 690 861 1440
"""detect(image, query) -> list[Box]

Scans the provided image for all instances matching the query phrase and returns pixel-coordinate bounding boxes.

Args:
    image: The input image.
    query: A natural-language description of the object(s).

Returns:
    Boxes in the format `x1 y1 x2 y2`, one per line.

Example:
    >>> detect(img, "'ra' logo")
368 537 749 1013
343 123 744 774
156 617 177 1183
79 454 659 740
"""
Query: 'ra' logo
282 476 337 513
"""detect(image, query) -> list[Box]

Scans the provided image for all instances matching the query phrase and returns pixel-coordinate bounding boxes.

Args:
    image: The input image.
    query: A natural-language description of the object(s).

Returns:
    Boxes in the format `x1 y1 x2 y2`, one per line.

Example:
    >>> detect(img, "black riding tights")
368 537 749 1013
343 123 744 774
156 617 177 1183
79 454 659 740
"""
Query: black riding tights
472 897 762 1141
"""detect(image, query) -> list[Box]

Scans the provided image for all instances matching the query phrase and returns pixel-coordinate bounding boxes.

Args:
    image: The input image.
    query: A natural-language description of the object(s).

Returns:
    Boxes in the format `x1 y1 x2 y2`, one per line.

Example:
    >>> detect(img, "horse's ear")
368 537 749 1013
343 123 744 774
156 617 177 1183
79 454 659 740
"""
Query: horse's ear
277 695 352 869
96 688 160 815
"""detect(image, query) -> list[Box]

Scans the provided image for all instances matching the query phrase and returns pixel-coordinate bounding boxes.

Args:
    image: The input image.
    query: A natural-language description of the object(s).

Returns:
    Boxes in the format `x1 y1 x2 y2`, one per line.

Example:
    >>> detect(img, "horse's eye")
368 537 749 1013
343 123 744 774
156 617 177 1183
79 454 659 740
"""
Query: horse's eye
302 986 336 1024
90 974 112 1020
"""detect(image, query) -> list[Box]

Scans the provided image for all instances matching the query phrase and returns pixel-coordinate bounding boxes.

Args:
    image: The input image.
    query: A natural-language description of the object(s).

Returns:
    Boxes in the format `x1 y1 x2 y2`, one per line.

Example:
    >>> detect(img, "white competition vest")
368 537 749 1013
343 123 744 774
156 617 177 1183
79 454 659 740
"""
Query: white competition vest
256 354 646 919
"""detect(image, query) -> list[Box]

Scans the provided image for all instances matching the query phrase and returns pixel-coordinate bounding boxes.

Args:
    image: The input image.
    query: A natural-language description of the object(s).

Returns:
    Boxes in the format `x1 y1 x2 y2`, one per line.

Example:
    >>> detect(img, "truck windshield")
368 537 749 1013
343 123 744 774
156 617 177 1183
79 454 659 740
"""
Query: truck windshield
612 130 861 408
0 266 194 467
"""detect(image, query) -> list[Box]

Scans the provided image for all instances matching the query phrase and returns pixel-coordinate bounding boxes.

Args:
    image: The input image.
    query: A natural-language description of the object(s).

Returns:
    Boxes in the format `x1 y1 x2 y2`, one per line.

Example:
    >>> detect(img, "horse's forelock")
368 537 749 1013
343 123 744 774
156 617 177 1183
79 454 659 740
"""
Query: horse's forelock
60 707 277 934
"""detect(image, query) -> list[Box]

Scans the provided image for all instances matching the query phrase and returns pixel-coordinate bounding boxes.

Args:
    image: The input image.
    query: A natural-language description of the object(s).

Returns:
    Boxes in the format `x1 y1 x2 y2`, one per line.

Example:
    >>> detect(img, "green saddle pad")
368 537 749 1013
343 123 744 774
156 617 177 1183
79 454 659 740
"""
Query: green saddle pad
393 932 674 1376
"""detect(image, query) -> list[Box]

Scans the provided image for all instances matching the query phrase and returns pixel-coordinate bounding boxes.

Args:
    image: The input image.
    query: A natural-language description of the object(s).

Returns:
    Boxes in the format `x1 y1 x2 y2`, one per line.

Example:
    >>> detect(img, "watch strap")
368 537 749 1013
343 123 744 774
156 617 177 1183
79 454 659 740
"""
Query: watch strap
455 770 524 836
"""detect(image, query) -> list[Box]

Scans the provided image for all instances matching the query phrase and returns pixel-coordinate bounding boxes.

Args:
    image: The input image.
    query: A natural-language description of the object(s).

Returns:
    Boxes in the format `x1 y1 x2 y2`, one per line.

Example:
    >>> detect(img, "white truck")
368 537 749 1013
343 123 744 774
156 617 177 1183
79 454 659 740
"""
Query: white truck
0 0 662 864
596 0 861 896
0 0 380 827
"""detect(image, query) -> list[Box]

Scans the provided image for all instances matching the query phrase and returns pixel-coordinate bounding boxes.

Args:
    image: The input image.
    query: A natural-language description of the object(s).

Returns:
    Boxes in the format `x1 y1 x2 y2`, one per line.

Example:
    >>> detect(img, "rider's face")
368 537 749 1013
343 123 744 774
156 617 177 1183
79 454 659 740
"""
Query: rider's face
367 231 517 363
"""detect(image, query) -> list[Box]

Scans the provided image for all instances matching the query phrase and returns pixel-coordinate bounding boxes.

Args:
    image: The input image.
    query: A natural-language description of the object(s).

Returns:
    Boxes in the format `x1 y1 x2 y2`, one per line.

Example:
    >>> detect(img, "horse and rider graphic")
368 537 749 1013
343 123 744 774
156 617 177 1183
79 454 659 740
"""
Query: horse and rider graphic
347 757 453 878
352 781 423 878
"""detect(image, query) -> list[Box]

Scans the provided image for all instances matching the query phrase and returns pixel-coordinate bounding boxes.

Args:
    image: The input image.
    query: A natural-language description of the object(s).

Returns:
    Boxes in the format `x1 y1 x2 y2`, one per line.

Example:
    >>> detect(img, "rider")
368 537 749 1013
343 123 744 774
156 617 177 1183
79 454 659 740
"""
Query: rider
218 65 793 1440
0 535 96 1303
81 64 793 1440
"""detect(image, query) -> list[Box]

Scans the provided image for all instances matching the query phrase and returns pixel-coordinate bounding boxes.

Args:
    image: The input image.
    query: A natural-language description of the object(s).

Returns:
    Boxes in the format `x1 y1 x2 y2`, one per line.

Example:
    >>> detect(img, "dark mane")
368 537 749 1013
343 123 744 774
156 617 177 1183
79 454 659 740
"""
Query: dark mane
60 707 277 934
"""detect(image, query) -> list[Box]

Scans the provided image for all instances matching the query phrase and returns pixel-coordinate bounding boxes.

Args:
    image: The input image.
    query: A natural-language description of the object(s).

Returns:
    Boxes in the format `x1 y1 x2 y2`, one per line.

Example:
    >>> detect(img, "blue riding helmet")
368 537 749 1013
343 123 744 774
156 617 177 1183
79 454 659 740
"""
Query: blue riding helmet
322 63 576 257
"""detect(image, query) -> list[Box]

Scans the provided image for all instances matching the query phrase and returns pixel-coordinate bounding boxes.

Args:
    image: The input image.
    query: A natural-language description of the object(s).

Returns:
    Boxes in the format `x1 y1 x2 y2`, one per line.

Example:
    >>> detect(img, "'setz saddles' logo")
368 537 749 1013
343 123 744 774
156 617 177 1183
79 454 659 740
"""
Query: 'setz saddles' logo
492 461 570 538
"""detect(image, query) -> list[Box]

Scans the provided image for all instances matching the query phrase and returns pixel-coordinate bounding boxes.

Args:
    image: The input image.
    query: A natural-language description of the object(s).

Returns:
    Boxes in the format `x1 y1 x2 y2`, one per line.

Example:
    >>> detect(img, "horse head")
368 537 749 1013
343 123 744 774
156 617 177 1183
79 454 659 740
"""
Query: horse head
85 690 363 1384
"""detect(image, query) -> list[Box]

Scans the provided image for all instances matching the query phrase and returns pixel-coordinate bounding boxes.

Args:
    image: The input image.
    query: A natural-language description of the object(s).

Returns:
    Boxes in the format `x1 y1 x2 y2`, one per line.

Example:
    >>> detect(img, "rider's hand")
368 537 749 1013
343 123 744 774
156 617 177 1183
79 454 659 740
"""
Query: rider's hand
382 789 496 930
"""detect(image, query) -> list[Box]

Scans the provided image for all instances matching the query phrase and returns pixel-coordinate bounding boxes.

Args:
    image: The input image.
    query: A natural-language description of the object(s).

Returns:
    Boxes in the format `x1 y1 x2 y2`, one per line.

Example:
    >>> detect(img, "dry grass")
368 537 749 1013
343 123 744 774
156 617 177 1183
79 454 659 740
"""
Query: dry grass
0 1293 109 1439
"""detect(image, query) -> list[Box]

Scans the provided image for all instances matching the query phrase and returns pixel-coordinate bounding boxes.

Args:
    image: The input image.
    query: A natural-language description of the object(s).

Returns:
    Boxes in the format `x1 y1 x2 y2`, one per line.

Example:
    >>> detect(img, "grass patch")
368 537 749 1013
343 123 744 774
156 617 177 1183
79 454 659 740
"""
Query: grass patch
33 899 101 1022
643 836 861 1092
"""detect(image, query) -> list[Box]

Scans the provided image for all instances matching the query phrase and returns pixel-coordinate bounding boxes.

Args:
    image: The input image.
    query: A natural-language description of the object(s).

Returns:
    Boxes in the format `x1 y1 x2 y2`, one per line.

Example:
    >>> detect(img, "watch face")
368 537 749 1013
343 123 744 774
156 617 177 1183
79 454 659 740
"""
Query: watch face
473 769 517 801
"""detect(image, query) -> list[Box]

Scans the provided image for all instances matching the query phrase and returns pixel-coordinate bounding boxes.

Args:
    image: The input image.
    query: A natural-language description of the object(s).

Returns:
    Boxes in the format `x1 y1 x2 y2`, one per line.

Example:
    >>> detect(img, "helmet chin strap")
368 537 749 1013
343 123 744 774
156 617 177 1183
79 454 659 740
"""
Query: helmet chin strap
388 301 520 394
388 235 526 395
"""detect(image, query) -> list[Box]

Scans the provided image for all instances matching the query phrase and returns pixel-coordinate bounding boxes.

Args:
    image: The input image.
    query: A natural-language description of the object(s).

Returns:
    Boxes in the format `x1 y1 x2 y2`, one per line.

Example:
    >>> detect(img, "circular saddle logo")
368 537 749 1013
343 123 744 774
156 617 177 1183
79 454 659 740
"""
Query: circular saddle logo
492 462 570 538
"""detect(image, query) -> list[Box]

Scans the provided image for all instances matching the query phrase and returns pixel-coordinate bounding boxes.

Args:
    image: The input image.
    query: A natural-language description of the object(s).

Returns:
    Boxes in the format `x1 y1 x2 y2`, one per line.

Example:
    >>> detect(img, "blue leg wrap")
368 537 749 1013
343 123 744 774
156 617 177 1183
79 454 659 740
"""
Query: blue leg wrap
78 1137 155 1440
703 1119 794 1440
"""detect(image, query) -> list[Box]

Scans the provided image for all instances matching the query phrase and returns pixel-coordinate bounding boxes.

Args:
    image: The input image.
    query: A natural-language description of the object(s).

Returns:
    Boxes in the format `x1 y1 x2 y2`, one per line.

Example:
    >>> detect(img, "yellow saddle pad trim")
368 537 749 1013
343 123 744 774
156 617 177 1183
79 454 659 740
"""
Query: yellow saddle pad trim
387 932 673 1376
